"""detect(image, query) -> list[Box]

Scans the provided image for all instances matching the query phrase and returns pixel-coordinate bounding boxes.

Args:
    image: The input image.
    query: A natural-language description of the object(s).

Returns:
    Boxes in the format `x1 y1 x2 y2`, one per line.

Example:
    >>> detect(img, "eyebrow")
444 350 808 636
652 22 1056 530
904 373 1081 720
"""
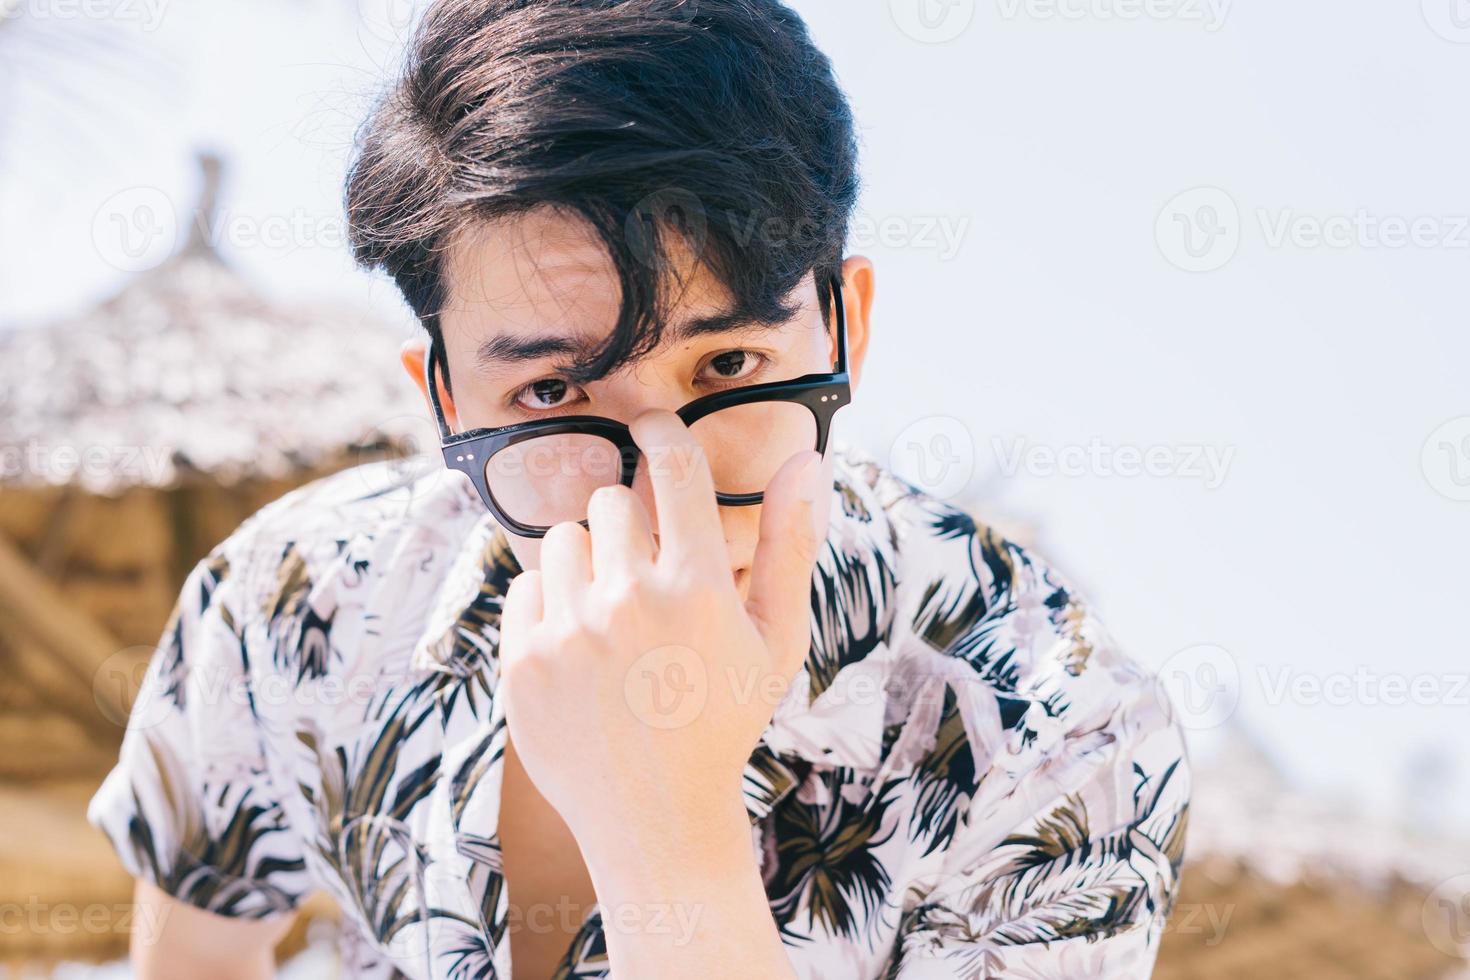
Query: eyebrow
473 310 777 371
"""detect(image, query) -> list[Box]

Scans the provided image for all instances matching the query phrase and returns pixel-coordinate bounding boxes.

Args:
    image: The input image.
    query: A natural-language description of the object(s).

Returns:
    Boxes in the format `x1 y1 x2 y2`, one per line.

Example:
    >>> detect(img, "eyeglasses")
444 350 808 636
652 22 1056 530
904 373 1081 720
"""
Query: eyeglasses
426 275 851 538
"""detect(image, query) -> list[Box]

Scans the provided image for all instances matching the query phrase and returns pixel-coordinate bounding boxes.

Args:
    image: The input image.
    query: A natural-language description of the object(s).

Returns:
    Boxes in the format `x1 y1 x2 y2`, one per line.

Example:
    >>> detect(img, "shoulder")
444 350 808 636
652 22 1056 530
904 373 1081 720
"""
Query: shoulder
222 456 481 562
186 457 494 679
825 439 1185 781
828 439 1106 683
826 449 1192 964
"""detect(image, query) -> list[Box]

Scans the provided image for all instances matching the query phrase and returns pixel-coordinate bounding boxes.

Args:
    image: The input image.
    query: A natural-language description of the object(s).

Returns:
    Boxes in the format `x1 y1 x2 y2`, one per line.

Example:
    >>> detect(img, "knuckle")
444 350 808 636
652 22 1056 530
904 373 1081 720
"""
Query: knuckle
597 482 634 502
597 575 640 610
508 647 541 674
543 520 587 547
655 567 718 611
588 483 633 515
542 617 585 648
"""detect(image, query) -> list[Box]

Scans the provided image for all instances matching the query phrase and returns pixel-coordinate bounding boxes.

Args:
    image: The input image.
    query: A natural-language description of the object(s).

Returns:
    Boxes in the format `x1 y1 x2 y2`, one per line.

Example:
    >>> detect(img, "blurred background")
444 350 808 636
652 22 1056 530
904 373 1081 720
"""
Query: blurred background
2 0 1468 976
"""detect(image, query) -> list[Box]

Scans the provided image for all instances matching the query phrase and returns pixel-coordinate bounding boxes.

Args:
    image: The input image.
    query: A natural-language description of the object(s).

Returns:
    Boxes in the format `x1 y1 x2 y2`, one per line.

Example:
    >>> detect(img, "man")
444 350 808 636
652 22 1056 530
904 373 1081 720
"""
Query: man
89 1 1189 977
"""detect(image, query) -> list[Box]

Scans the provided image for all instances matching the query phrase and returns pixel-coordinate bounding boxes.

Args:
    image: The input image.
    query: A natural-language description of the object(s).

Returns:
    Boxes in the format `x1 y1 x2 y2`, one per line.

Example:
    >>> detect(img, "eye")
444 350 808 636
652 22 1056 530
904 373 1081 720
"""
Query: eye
511 377 585 413
701 350 766 384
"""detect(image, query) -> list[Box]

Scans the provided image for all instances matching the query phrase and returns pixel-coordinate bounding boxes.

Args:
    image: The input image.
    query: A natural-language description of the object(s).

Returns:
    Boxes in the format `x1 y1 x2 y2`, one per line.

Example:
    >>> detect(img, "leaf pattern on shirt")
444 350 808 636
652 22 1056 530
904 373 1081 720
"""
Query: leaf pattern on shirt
89 441 1190 979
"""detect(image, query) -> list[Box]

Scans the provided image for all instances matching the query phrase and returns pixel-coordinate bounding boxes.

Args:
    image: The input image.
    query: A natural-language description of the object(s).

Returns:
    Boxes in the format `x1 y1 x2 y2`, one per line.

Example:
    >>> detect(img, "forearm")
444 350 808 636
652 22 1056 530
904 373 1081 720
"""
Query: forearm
584 796 797 980
130 881 286 980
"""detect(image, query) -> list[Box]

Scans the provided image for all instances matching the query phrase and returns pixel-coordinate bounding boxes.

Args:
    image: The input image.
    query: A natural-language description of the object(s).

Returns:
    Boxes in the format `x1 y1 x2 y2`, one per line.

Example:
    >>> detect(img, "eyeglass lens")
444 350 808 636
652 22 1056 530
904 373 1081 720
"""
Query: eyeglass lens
483 400 817 528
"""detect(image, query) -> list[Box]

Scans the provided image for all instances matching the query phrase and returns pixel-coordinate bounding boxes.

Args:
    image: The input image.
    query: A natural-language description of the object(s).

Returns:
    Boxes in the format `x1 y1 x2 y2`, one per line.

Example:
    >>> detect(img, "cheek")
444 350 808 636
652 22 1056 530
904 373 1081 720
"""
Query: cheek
718 505 763 565
507 538 540 572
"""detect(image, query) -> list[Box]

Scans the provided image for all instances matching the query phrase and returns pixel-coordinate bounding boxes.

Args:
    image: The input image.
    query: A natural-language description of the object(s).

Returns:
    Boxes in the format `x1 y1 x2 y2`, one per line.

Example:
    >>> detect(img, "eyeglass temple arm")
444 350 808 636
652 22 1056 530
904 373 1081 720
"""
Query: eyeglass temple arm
424 344 454 442
830 273 849 376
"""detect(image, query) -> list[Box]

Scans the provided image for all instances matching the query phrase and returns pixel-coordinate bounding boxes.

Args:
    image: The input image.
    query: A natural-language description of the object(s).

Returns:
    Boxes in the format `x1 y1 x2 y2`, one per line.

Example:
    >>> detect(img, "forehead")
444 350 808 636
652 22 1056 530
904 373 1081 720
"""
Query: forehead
439 207 729 344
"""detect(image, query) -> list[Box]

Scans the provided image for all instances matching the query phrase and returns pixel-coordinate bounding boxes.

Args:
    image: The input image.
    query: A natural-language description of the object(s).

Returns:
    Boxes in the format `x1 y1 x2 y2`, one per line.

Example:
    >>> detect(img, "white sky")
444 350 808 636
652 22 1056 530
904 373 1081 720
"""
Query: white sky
2 0 1467 828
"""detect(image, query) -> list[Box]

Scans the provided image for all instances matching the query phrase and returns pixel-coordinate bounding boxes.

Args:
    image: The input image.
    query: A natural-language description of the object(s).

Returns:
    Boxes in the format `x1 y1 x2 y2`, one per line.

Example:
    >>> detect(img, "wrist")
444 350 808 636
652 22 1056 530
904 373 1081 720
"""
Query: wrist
583 791 755 902
583 796 793 980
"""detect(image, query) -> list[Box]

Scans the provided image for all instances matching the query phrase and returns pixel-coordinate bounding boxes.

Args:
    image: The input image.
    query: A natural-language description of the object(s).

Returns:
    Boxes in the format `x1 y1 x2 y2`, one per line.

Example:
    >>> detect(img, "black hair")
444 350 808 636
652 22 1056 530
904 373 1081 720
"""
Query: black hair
345 0 861 397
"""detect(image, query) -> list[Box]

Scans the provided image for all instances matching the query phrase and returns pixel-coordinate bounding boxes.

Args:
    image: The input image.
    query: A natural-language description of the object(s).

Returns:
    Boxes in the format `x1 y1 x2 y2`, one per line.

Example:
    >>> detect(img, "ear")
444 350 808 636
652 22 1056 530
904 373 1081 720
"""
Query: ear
837 256 875 391
400 338 460 432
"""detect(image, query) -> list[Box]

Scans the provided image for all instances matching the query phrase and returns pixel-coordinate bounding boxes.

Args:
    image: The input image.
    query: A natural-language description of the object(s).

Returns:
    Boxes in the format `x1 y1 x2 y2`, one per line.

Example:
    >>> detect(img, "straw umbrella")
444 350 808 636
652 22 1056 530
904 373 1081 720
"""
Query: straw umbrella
0 153 427 772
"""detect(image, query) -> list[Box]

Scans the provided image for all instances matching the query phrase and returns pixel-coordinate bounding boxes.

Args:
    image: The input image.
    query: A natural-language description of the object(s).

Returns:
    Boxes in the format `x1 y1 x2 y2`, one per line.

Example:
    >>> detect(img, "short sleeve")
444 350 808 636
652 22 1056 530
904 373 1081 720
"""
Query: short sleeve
890 551 1191 979
86 544 310 919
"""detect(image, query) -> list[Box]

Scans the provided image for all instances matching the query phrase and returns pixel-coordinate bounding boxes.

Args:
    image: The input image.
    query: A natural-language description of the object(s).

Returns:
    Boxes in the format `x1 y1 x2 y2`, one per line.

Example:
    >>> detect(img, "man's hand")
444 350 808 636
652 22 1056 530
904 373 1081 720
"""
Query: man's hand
496 409 826 978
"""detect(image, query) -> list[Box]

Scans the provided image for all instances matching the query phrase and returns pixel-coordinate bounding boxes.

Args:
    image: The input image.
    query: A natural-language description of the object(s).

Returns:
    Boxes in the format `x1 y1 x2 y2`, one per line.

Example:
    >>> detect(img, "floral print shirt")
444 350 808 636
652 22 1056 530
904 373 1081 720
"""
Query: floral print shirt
89 441 1189 979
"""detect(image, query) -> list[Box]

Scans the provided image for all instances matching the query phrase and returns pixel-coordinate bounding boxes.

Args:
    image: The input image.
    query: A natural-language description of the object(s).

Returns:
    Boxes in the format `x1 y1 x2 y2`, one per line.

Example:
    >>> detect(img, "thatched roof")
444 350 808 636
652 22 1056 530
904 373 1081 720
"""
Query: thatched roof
1187 725 1469 896
1156 724 1470 977
0 164 425 495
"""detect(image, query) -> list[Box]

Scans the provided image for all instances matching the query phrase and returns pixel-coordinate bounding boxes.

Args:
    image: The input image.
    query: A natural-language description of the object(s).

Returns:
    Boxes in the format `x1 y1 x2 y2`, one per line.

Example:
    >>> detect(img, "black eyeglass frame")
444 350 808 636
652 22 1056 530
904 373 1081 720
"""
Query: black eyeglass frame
426 274 851 538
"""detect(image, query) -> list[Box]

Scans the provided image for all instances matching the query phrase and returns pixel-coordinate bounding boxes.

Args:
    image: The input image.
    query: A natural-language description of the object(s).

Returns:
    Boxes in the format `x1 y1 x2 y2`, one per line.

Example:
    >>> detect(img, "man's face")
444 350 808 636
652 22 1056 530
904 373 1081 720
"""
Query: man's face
430 207 853 601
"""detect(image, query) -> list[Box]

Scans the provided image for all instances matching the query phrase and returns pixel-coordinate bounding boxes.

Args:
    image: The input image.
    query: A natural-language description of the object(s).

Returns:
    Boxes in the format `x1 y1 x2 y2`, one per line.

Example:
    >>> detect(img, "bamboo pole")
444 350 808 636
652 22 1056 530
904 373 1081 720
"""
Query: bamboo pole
0 604 123 743
0 531 129 727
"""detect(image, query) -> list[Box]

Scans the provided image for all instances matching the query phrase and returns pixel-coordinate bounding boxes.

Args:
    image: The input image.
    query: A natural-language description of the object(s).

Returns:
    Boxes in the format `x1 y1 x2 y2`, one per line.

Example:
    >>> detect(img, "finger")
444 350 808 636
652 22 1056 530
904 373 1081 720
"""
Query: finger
745 450 828 673
540 521 593 611
587 484 656 581
628 409 727 574
499 569 544 667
